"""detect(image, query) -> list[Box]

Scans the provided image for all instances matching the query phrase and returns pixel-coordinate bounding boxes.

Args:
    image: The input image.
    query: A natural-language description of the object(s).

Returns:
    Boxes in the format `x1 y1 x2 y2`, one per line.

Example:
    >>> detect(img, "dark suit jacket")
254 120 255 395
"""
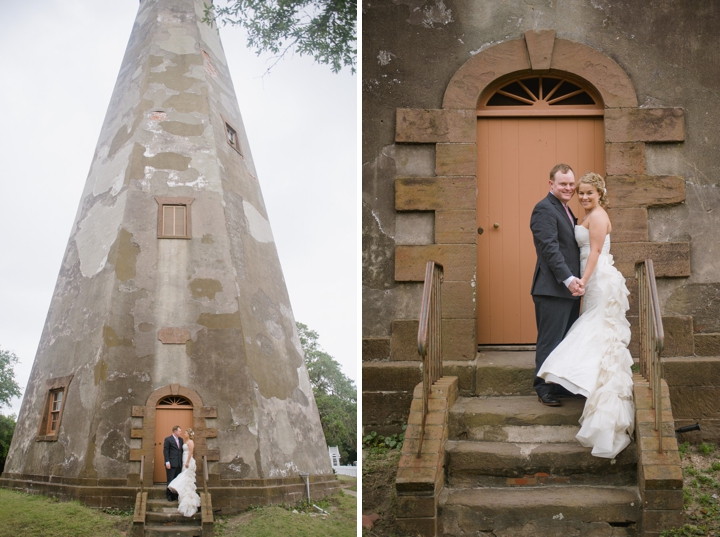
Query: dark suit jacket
530 193 581 299
163 434 184 468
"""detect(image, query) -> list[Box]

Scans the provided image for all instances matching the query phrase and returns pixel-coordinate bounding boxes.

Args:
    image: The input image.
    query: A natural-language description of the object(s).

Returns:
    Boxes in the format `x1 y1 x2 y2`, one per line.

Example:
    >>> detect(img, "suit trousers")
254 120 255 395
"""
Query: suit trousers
166 465 182 499
533 294 580 397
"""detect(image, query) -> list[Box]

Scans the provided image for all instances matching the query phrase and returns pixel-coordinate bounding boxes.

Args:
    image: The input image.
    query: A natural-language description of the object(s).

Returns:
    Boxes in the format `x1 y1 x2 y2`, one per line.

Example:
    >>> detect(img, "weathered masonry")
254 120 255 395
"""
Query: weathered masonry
1 0 335 512
363 2 720 444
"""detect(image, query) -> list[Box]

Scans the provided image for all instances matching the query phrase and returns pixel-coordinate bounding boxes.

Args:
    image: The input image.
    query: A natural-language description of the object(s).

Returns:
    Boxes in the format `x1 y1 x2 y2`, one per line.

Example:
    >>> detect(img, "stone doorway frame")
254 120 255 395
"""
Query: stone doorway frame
127 383 218 487
392 30 690 360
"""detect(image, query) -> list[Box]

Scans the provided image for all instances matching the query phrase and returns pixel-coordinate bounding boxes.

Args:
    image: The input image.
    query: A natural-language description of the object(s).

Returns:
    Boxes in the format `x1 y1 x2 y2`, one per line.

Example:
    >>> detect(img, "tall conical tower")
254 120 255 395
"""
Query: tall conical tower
1 0 335 510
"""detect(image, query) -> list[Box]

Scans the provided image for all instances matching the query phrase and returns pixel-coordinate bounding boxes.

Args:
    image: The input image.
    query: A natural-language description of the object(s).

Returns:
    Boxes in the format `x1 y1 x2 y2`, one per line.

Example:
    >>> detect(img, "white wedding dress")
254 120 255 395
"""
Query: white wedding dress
538 225 635 459
167 444 201 517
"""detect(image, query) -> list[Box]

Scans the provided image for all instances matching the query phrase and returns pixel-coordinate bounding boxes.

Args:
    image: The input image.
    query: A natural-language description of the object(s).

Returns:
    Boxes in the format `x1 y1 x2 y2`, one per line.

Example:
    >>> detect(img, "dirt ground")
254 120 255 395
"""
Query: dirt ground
362 448 402 537
664 442 720 536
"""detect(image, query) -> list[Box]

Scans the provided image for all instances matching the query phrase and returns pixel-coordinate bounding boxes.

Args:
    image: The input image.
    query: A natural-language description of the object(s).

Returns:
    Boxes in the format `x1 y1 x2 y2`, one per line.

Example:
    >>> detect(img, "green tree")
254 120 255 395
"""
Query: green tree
297 322 356 463
0 414 16 473
0 348 21 409
0 348 20 473
204 0 357 74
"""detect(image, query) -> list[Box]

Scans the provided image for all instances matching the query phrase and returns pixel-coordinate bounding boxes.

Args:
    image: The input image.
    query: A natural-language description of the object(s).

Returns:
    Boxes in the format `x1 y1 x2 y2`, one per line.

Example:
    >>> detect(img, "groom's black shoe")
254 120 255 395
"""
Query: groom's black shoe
538 393 561 406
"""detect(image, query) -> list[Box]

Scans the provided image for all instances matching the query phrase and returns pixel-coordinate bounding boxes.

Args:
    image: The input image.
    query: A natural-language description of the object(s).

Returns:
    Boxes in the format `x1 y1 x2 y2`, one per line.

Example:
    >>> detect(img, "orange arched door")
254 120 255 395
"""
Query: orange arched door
153 396 194 483
476 116 605 344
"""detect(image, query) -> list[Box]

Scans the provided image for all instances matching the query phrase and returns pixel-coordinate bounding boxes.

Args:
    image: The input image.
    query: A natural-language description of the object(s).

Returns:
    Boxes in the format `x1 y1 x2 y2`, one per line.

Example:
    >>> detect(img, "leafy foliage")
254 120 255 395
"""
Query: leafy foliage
0 348 22 409
362 426 406 452
204 0 356 74
0 414 16 474
299 323 355 401
297 322 356 464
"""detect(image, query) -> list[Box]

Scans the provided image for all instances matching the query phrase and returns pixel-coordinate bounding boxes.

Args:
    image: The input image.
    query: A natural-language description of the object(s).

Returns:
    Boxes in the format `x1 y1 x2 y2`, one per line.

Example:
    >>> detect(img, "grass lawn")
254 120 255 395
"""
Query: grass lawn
0 488 356 537
337 474 357 491
661 442 720 537
0 489 130 537
215 492 357 537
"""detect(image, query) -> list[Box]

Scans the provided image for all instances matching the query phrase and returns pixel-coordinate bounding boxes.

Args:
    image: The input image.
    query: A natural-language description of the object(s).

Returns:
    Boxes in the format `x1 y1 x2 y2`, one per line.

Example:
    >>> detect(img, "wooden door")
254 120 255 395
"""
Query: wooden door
476 117 604 344
154 406 194 483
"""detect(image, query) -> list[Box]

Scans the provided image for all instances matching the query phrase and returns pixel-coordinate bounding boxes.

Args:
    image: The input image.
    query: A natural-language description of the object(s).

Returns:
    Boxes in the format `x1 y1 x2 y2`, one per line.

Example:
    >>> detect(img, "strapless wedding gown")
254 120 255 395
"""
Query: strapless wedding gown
538 225 635 459
167 444 201 517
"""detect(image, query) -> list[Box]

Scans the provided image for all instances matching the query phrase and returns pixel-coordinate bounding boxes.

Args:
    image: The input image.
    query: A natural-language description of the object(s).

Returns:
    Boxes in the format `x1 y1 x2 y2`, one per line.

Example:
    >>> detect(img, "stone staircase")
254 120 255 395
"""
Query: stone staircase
139 486 204 537
439 349 641 536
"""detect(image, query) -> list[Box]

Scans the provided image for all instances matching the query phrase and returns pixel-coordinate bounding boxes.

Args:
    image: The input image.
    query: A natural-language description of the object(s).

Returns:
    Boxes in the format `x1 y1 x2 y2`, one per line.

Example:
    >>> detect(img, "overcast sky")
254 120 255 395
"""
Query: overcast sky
0 1 357 416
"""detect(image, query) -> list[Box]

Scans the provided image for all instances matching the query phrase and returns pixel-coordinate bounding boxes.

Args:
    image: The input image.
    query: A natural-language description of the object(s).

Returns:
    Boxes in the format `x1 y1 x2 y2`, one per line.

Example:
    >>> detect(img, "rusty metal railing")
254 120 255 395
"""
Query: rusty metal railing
201 454 214 528
636 259 665 453
133 455 147 526
139 454 145 496
203 454 209 496
416 260 444 457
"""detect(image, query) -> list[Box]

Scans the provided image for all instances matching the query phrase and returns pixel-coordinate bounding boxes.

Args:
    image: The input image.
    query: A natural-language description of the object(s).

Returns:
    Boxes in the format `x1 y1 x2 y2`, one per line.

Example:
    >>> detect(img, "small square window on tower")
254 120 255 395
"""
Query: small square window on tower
222 116 242 156
36 374 73 442
156 197 194 239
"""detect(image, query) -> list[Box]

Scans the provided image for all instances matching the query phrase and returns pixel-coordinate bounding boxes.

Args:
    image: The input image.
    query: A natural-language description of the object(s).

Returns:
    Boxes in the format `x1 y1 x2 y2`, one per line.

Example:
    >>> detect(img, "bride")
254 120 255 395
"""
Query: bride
537 172 635 459
167 428 202 516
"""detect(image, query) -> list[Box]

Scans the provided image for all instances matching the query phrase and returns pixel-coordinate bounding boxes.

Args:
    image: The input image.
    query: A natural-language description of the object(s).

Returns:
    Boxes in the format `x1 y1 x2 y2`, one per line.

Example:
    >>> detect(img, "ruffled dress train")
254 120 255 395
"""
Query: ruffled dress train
538 226 635 459
167 444 201 517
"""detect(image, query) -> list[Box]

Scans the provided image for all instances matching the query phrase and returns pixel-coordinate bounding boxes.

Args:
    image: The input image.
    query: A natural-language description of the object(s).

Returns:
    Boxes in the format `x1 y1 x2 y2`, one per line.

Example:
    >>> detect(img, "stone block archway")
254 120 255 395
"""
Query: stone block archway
391 30 689 360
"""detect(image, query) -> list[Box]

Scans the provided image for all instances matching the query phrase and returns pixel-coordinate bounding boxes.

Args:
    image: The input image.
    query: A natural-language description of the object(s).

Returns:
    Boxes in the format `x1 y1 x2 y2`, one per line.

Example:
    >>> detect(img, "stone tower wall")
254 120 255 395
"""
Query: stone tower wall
3 0 332 500
362 0 720 440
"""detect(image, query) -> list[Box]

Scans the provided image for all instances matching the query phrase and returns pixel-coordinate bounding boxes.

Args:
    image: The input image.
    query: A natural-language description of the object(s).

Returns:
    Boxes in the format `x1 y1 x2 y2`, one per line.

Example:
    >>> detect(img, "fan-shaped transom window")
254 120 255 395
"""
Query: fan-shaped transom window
478 75 603 117
157 395 192 407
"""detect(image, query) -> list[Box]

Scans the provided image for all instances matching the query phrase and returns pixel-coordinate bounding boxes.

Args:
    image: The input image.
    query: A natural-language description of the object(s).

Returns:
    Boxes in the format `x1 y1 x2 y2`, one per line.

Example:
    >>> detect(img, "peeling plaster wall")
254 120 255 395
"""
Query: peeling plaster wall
362 0 720 340
5 0 331 482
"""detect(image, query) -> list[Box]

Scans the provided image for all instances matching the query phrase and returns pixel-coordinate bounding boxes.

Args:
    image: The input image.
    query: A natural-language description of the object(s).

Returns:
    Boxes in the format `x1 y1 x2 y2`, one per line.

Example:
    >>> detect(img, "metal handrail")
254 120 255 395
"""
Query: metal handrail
139 455 145 496
203 455 209 496
416 260 444 457
636 259 665 453
133 455 147 526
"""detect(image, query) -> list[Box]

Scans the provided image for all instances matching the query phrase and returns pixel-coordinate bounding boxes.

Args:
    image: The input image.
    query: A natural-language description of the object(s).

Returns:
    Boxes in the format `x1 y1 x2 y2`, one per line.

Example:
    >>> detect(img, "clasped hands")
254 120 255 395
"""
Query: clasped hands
569 277 585 297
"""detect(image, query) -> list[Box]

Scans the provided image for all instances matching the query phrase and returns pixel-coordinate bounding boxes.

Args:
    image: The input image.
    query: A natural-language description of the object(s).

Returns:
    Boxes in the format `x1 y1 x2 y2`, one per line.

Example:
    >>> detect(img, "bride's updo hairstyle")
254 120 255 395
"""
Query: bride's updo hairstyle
186 428 195 439
577 172 608 209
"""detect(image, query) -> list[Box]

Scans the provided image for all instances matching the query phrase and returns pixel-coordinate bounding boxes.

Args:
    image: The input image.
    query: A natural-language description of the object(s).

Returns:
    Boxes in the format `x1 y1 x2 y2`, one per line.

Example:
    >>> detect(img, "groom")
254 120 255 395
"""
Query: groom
163 425 183 501
530 163 584 407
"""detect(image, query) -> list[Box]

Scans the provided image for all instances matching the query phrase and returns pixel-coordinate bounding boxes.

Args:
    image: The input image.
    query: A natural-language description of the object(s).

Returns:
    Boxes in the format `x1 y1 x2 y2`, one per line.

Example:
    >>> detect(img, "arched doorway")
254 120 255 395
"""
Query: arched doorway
153 395 194 483
475 74 605 344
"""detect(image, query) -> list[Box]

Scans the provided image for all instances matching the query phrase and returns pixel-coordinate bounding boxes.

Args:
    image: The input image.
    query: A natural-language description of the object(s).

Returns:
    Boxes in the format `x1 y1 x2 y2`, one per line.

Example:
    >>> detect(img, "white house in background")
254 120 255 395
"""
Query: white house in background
329 446 342 468
328 446 357 477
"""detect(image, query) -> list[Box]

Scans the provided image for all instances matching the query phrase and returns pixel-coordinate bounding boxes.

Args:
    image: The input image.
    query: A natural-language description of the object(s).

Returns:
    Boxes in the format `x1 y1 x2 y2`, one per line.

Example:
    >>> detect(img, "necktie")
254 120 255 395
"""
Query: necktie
564 204 574 226
175 436 179 448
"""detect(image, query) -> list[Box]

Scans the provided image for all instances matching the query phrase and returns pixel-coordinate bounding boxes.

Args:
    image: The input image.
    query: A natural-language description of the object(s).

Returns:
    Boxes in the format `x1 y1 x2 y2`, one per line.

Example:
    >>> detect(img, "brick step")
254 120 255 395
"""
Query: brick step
449 395 586 441
439 486 640 536
473 351 536 396
146 510 202 524
446 440 637 486
147 485 179 500
144 527 203 537
454 423 582 443
147 498 181 512
452 471 637 488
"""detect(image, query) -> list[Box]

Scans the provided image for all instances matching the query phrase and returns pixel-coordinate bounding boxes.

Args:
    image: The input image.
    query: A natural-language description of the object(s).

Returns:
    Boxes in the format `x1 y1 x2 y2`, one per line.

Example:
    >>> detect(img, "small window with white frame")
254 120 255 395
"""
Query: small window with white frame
156 197 193 239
